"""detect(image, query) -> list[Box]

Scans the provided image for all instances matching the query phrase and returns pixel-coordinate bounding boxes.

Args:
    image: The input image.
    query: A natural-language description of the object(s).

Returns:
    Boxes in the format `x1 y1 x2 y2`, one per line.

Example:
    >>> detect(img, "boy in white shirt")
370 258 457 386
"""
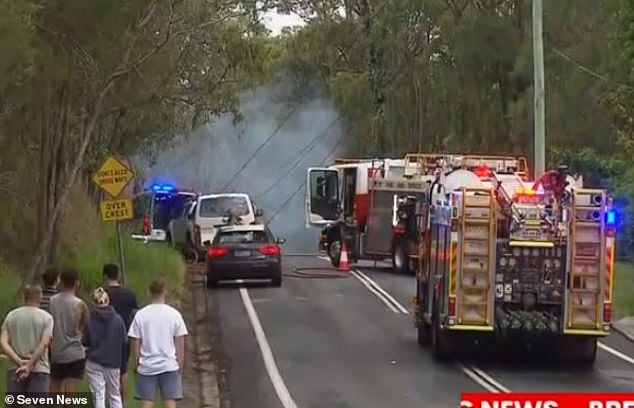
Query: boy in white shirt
128 279 188 408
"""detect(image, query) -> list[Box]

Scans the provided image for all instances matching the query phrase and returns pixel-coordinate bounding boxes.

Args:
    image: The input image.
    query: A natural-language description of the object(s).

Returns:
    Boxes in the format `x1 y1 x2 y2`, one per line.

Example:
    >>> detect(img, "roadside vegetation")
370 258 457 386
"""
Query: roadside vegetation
1 0 634 394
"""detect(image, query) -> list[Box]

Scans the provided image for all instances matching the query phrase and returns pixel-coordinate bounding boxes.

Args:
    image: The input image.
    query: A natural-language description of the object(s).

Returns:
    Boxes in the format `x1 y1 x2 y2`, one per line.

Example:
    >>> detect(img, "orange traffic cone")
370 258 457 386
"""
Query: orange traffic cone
338 241 351 272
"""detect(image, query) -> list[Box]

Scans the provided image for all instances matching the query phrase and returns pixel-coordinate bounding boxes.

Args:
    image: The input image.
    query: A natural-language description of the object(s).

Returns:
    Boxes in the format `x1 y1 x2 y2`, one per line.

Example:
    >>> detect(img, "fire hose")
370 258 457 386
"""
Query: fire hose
284 267 349 279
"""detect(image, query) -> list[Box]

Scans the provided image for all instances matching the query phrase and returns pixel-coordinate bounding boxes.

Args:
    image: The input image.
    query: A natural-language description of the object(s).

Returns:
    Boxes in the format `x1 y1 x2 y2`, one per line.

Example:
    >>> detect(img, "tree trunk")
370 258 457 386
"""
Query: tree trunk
359 0 387 156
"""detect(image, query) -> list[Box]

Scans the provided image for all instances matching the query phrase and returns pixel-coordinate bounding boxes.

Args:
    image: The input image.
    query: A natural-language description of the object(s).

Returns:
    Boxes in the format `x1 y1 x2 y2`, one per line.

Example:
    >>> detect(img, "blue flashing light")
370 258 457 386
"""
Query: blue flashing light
151 183 175 192
607 209 616 226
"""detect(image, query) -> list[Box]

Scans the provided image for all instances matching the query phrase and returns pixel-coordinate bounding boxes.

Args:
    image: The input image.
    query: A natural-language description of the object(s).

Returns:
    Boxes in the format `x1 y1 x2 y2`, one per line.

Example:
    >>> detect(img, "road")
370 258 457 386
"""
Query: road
207 255 634 408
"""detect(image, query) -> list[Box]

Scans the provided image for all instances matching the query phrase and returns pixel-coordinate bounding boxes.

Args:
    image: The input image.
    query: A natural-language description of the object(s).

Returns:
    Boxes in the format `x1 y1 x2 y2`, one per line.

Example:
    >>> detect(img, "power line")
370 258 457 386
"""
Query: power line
550 46 634 91
267 134 346 225
220 105 298 192
253 117 342 200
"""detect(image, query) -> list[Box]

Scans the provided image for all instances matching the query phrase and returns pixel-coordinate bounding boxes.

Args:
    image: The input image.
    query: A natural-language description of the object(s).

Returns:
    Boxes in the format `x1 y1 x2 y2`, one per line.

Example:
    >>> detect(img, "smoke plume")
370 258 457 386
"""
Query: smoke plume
148 82 346 253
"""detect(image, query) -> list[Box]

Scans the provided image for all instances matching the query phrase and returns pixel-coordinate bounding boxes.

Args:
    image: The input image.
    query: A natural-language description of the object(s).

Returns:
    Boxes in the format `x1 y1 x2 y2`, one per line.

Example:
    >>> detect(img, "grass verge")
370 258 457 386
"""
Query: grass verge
0 227 185 406
614 261 634 319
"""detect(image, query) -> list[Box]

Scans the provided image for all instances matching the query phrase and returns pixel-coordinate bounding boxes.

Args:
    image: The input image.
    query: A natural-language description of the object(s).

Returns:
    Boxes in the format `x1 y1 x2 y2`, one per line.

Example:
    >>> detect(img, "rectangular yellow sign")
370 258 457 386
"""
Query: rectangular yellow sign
100 198 134 222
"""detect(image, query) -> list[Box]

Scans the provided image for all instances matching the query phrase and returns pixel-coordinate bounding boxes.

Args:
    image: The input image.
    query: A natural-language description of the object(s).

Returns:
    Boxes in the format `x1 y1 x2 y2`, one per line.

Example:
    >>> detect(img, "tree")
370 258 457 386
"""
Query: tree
0 0 274 280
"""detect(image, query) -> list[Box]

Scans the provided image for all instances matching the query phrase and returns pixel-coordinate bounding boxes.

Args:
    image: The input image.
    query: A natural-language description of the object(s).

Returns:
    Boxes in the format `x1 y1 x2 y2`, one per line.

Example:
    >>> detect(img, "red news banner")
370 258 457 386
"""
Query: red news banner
461 393 634 408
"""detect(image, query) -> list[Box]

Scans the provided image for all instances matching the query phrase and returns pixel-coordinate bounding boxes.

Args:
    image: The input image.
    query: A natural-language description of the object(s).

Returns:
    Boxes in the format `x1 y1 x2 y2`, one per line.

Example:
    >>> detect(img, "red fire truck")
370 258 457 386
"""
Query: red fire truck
306 154 530 274
413 164 614 365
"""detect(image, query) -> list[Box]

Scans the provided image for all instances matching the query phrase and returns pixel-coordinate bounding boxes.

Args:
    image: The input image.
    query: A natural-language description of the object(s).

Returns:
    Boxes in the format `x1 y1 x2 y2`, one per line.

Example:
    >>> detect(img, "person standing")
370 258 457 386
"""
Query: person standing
103 263 139 399
49 268 88 393
128 279 188 408
0 284 54 394
83 287 127 408
40 266 59 313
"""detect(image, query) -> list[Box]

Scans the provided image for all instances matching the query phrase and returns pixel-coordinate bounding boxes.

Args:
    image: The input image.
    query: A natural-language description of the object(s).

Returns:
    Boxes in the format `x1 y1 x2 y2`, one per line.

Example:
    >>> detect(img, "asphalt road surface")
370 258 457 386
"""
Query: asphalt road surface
207 255 634 408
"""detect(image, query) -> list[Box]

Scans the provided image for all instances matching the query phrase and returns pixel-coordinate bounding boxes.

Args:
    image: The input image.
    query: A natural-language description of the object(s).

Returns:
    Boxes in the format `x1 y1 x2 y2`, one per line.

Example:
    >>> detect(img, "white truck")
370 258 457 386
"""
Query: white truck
169 193 263 260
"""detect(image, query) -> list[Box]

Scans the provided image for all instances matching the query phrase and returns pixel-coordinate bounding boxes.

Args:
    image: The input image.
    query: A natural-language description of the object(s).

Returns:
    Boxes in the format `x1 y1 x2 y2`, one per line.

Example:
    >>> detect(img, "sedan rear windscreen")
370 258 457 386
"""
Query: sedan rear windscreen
218 231 269 244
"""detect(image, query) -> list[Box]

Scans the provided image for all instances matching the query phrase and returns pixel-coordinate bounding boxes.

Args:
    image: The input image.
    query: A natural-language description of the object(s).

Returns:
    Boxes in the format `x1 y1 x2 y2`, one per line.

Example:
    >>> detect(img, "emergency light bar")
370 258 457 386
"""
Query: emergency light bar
607 209 616 225
151 183 175 192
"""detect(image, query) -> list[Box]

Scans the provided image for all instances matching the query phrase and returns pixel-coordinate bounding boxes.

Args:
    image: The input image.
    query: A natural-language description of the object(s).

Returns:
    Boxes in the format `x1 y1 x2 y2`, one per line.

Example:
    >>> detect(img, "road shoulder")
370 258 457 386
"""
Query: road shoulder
182 268 221 408
613 317 634 342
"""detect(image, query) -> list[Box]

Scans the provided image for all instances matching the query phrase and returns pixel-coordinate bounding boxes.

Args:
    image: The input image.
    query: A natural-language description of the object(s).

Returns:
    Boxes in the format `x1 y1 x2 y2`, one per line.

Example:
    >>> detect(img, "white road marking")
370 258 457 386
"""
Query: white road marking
469 366 511 393
598 341 634 365
349 270 400 313
315 257 513 394
239 287 298 408
317 256 330 262
353 270 410 314
459 365 502 393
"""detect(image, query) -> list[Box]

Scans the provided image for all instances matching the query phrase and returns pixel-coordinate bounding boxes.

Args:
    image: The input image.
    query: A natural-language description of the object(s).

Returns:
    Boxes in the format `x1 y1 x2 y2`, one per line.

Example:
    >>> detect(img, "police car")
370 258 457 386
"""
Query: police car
129 184 197 243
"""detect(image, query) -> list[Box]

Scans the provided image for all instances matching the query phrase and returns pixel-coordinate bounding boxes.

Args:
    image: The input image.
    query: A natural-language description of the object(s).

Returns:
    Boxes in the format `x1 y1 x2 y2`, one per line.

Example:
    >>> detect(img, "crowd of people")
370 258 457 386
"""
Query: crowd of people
0 264 189 408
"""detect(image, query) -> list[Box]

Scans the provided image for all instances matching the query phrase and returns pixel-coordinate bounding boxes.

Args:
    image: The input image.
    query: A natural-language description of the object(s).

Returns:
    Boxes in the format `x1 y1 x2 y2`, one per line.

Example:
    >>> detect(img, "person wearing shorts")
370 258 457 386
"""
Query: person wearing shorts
0 284 54 397
49 268 88 393
128 279 188 408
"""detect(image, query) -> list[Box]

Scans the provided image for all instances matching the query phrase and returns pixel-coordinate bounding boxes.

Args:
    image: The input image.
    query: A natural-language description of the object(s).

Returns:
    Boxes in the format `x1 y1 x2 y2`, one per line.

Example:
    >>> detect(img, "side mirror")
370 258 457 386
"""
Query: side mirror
255 208 264 217
276 237 286 244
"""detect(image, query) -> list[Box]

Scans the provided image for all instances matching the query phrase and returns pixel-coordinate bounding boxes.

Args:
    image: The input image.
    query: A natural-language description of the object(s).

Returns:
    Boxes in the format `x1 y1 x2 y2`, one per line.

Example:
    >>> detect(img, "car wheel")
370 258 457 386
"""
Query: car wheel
271 270 282 287
206 271 219 289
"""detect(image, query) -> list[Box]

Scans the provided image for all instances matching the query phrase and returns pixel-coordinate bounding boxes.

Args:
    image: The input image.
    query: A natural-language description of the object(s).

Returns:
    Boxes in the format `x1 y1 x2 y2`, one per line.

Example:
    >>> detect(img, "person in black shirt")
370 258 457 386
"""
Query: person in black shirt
40 266 59 313
102 263 139 400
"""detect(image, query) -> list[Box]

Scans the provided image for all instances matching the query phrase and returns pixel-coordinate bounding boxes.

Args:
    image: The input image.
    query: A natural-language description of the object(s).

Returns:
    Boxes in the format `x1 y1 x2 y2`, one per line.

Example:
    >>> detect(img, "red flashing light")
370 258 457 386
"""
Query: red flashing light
208 246 229 258
473 166 493 179
260 244 281 256
142 215 150 234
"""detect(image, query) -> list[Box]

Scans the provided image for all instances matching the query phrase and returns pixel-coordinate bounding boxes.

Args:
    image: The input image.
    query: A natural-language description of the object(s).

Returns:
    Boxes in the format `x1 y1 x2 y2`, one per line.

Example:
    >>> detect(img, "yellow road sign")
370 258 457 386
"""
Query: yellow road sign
92 156 134 198
100 198 134 222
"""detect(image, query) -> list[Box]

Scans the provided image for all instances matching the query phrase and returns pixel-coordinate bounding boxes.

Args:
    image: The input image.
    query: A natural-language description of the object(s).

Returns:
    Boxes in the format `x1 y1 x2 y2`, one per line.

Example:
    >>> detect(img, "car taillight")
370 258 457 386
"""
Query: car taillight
604 302 612 323
260 244 281 256
142 215 150 234
208 246 229 258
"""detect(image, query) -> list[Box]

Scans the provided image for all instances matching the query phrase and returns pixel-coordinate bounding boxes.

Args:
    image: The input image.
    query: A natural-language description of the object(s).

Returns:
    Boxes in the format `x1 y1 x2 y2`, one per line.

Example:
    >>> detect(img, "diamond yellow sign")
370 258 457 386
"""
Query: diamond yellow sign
92 155 134 198
100 198 134 222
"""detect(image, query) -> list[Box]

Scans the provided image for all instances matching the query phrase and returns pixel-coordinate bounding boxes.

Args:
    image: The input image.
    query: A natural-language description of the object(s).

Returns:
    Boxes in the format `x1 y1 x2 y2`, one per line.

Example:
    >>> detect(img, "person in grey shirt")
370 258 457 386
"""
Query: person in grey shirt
0 284 54 394
49 268 88 393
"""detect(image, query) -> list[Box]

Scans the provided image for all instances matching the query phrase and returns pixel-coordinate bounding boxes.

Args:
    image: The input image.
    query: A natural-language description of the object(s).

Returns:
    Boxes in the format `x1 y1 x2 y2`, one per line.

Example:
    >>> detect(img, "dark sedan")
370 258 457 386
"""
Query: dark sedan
206 224 286 288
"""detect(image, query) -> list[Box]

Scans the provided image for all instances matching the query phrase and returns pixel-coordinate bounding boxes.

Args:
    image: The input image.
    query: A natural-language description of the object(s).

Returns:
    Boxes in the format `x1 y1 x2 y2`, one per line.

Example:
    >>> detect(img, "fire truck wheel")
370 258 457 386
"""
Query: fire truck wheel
431 303 450 360
557 336 597 366
417 321 431 346
392 241 410 275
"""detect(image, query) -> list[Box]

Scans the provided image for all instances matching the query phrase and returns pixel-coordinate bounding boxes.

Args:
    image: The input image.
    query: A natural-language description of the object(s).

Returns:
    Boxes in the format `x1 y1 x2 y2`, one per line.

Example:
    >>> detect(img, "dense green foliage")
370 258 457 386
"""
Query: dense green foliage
266 0 634 258
1 0 634 274
0 0 275 278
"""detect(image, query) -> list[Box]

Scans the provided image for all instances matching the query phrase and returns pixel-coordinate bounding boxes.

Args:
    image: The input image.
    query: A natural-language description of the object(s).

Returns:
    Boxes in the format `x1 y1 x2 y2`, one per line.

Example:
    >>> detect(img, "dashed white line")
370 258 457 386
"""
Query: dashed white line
239 287 298 408
598 341 634 365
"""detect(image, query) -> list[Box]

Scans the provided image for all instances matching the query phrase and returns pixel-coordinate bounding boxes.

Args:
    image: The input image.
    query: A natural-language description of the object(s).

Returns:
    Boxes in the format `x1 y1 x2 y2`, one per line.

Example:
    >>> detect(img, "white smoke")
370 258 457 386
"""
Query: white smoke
148 83 346 253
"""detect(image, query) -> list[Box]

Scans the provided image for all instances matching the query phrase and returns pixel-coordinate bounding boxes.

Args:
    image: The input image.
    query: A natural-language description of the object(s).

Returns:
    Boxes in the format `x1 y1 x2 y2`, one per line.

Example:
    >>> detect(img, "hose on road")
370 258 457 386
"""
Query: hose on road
284 267 350 279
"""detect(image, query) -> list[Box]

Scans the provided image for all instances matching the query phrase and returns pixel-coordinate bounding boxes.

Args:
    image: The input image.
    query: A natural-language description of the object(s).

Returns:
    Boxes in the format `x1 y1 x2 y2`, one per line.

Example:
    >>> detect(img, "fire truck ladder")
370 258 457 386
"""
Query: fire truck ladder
565 189 606 333
455 187 496 330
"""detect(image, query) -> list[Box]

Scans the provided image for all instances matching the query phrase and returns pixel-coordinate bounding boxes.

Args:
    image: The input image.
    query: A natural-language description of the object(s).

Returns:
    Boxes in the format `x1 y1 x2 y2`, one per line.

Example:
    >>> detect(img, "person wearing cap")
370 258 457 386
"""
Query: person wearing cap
82 287 127 408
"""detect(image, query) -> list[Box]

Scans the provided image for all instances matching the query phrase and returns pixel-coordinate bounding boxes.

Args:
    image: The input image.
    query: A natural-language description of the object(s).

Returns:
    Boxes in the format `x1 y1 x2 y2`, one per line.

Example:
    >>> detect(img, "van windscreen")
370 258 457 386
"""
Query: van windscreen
199 196 250 218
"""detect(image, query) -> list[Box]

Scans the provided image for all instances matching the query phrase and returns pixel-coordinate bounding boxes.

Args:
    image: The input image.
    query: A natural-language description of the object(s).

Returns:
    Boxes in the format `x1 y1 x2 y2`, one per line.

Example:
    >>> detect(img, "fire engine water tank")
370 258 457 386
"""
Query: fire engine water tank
443 169 486 192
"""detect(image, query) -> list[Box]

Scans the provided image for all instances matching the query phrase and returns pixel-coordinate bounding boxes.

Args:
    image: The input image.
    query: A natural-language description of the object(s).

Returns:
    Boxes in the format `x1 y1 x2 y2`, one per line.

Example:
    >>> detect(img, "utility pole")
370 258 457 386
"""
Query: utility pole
533 0 546 177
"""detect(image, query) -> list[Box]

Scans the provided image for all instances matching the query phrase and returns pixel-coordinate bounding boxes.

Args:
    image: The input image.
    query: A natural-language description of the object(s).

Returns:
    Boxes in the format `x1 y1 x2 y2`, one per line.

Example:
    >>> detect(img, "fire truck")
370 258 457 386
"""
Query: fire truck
305 154 529 274
412 164 615 365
